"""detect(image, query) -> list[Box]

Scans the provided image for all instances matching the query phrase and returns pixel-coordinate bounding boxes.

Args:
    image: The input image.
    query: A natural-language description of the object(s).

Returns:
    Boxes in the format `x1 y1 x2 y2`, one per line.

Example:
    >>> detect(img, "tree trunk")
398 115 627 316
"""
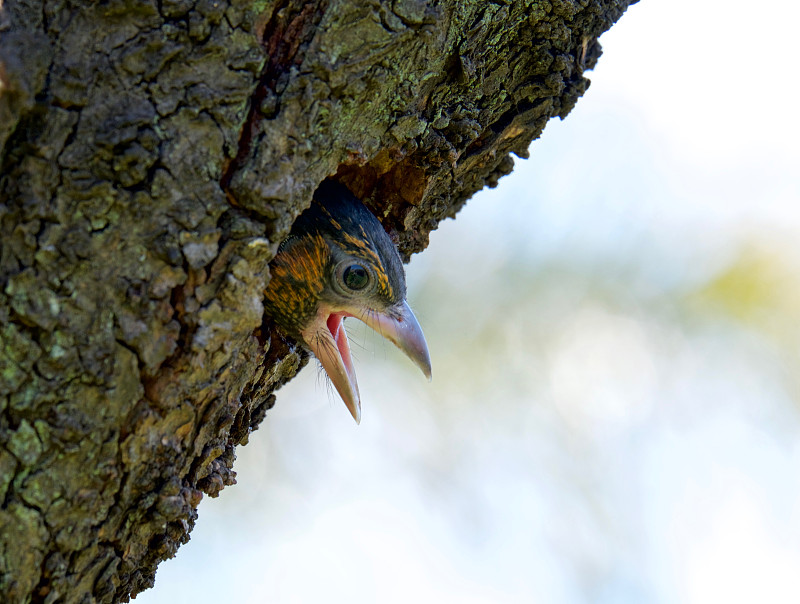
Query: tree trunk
0 0 635 601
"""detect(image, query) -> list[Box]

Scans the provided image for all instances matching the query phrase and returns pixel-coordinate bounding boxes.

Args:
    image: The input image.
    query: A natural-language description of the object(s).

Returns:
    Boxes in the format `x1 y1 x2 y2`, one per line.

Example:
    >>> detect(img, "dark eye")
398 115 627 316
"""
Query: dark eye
342 264 369 290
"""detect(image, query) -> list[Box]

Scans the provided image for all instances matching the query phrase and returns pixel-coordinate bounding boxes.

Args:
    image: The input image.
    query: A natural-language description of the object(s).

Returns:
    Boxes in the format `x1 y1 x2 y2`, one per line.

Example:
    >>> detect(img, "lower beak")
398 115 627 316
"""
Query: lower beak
300 300 431 424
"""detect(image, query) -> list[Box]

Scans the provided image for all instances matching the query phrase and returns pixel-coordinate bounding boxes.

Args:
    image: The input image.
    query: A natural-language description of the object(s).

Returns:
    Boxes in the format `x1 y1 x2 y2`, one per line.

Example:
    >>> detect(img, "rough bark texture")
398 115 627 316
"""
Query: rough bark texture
0 0 635 601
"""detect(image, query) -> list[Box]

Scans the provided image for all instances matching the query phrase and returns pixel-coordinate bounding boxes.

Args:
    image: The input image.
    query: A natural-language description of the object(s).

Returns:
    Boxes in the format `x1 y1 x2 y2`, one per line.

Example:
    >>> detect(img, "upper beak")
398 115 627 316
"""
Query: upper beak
359 300 432 381
300 300 431 424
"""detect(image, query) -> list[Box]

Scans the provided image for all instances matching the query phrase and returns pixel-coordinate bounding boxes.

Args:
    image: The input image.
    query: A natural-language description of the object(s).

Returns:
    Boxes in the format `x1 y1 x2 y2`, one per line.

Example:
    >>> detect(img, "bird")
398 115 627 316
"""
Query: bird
263 179 432 424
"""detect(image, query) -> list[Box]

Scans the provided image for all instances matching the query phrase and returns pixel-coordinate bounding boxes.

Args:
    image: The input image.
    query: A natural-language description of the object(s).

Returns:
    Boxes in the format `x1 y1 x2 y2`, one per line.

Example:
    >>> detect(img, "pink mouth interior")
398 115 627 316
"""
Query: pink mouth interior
326 313 354 378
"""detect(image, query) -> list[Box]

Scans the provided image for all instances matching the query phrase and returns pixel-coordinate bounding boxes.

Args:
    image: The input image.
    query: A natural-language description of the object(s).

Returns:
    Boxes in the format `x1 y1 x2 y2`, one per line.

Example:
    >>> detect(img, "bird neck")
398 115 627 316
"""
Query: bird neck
264 233 330 337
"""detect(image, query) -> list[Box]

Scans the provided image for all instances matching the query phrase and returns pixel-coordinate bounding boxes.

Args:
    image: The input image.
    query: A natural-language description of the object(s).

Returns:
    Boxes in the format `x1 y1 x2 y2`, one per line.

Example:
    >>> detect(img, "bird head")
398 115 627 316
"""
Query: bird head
264 180 432 423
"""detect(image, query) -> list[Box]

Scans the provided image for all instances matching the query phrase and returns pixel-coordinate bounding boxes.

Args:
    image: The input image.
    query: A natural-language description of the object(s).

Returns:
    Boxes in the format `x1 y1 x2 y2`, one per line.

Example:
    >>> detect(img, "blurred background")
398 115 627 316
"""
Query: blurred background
139 1 800 602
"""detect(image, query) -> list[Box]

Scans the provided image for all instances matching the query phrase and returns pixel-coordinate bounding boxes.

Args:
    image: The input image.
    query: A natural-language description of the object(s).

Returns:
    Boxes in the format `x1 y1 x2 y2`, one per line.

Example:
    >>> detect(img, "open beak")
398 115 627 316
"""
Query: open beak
300 300 431 424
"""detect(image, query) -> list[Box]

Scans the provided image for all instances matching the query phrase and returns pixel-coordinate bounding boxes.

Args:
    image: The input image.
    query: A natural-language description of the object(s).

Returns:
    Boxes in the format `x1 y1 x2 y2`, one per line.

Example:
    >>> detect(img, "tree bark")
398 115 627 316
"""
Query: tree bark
0 0 635 601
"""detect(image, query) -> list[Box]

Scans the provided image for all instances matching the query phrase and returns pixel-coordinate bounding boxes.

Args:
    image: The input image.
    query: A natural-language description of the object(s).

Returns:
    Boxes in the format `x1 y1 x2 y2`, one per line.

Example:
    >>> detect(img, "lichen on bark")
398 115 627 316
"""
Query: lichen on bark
0 0 636 601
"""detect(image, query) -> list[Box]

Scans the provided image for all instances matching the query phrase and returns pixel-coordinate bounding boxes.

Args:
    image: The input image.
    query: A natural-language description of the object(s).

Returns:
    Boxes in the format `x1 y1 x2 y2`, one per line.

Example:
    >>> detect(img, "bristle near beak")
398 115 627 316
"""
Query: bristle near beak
300 301 431 424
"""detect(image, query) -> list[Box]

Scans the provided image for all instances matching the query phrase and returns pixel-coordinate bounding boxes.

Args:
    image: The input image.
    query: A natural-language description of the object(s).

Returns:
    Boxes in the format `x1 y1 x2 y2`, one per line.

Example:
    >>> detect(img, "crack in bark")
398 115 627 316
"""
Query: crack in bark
220 0 329 199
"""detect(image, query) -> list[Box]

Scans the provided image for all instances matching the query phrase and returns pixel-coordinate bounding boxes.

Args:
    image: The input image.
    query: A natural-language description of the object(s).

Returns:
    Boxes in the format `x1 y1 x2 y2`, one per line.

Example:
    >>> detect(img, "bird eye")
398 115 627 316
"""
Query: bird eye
342 264 370 291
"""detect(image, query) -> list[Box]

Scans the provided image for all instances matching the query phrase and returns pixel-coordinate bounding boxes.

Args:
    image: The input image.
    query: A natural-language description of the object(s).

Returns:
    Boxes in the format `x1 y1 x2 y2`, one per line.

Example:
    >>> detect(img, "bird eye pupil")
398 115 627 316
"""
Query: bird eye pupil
343 264 369 290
